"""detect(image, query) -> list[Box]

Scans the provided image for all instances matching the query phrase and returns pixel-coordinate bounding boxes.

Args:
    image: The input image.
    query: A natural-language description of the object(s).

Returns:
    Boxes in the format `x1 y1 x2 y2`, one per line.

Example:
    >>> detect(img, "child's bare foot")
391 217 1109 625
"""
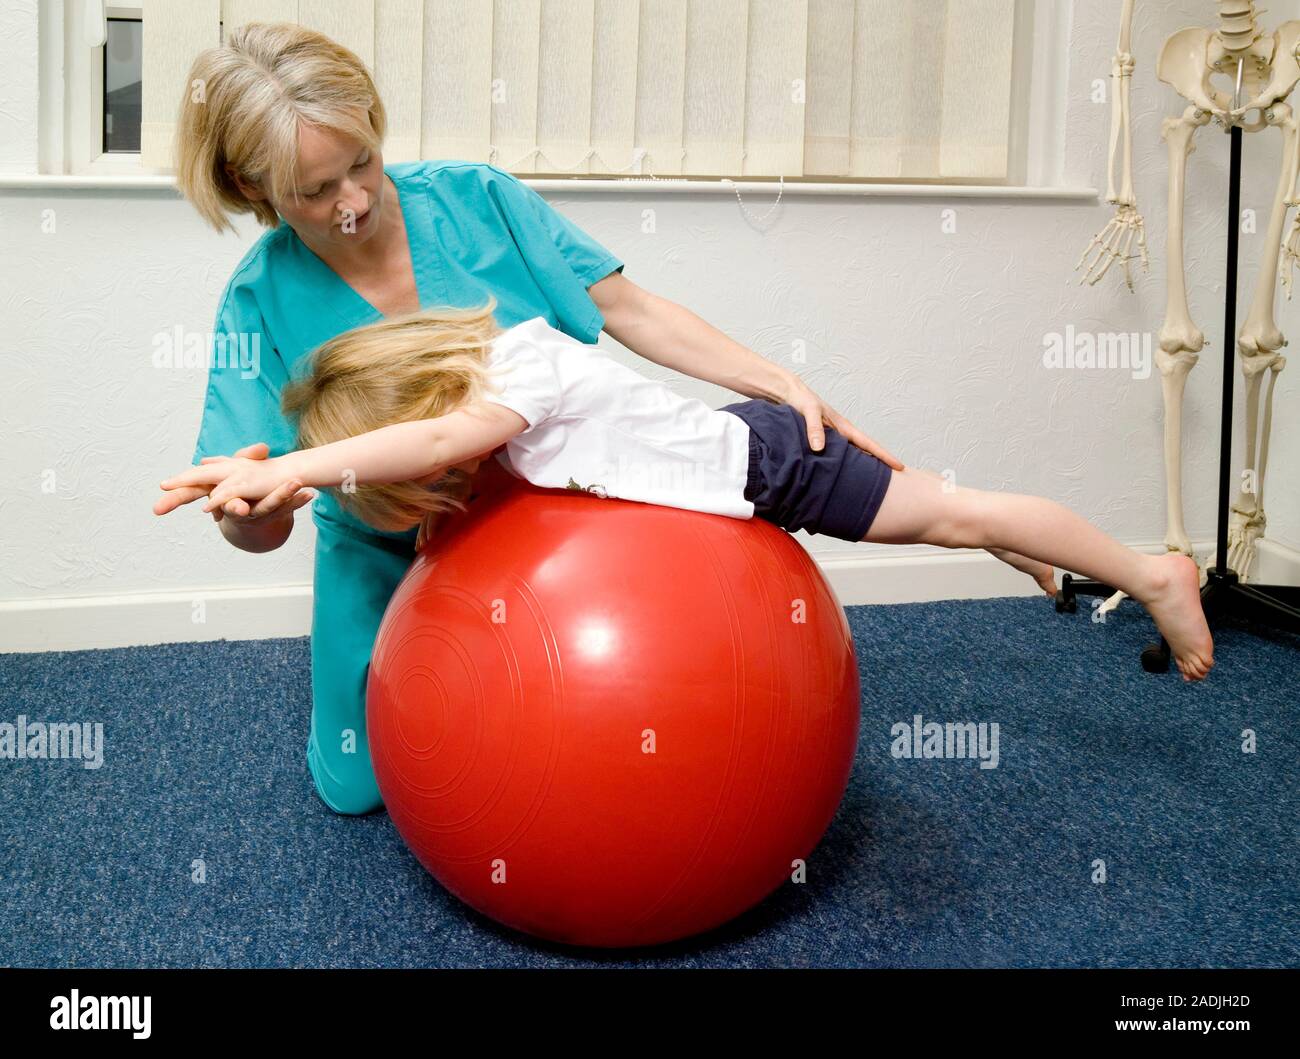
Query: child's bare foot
1031 564 1057 598
986 547 1057 597
1135 554 1215 681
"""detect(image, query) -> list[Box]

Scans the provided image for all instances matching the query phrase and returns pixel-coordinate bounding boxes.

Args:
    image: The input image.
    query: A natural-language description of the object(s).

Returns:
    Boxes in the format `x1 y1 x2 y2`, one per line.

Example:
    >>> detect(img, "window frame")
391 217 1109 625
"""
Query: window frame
64 1 144 177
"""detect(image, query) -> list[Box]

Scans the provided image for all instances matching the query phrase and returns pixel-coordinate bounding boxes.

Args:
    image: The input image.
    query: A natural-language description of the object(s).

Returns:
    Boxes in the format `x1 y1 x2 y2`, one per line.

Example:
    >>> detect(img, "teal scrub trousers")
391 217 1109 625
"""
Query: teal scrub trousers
191 159 623 814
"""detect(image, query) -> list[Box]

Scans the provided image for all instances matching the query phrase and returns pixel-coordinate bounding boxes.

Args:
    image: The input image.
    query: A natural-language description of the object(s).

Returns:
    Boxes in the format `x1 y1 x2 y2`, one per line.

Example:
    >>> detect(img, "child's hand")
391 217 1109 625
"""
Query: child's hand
158 455 308 515
152 442 313 524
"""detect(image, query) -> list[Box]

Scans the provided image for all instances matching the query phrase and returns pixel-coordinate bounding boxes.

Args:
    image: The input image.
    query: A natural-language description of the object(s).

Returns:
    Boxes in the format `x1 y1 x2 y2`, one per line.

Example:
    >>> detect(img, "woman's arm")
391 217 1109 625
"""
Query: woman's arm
591 272 904 470
156 403 526 516
187 287 309 552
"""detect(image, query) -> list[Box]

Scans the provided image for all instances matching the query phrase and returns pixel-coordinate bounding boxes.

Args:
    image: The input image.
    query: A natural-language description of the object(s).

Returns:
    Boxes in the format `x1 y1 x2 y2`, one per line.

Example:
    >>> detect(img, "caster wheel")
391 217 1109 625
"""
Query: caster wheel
1141 641 1170 673
1054 589 1077 614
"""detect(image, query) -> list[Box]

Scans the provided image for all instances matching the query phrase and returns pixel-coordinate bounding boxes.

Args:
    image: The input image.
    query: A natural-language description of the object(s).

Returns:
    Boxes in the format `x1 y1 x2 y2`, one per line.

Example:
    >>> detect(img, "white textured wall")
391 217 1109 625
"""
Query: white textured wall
0 0 38 171
1 0 1296 617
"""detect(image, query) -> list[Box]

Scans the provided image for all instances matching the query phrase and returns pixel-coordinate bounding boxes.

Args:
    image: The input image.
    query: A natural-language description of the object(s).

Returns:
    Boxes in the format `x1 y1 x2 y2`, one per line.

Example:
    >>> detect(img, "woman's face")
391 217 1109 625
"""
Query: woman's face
233 122 385 248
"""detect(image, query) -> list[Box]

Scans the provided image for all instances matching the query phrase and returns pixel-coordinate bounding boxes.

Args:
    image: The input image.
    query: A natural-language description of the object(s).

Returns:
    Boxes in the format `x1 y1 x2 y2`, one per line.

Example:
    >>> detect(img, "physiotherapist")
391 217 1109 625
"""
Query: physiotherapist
159 21 902 815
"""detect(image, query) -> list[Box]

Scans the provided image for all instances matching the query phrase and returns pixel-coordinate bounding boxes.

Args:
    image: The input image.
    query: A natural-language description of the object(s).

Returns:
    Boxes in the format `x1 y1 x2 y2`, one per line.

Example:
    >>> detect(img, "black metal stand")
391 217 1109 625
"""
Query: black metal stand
1056 123 1300 672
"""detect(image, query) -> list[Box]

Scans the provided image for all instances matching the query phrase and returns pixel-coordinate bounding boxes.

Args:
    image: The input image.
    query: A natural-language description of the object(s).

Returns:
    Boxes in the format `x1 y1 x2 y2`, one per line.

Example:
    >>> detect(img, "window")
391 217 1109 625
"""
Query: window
53 0 1059 189
58 2 144 176
103 17 142 154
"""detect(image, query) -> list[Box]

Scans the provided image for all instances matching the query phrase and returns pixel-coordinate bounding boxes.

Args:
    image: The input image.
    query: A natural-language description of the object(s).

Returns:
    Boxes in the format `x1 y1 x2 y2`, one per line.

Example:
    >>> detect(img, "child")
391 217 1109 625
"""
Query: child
157 299 1214 681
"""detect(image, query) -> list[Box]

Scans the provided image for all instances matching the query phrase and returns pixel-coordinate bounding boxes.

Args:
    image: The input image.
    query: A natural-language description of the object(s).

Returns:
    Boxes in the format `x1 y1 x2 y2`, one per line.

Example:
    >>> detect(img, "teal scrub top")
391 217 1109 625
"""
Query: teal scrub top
191 159 625 541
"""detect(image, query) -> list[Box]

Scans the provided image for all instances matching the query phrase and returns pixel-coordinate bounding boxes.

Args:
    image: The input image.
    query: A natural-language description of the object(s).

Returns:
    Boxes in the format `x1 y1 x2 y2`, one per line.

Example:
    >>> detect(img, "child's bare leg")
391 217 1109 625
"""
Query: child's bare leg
862 466 1214 680
908 468 1055 595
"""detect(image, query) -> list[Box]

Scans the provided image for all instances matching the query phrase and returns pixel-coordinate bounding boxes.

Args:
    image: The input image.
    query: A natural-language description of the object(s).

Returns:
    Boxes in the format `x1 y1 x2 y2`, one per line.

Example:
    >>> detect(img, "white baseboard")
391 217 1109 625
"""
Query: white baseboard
2 539 1297 654
827 537 1300 606
0 585 314 654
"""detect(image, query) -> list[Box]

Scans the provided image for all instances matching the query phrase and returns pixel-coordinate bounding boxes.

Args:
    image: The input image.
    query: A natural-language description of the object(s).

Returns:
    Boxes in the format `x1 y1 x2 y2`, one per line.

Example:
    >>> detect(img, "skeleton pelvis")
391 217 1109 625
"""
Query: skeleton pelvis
1158 22 1300 118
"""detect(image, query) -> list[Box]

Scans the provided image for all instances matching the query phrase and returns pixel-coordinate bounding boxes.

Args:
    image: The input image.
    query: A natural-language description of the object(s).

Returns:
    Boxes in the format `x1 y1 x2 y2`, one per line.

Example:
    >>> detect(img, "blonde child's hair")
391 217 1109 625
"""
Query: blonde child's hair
280 297 506 536
174 21 386 234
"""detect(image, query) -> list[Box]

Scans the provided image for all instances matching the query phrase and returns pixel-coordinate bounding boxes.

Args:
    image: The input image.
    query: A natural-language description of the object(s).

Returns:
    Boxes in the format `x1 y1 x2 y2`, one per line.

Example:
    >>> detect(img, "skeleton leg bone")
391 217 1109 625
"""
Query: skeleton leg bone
1158 107 1213 565
1096 107 1212 617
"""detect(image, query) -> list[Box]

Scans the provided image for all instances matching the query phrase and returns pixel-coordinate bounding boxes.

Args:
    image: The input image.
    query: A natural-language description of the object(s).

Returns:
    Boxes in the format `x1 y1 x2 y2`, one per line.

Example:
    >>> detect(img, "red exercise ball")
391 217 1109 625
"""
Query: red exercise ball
366 462 861 948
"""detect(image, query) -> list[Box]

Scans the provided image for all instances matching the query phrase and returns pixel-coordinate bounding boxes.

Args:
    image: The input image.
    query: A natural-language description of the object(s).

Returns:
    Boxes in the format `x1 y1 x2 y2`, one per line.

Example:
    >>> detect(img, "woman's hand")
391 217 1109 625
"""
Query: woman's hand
415 512 439 553
153 442 314 522
773 373 905 471
413 467 479 551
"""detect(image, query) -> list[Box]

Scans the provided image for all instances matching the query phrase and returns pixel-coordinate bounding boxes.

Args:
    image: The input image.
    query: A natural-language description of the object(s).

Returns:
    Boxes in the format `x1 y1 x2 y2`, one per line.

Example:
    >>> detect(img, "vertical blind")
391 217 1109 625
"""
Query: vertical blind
141 0 1019 181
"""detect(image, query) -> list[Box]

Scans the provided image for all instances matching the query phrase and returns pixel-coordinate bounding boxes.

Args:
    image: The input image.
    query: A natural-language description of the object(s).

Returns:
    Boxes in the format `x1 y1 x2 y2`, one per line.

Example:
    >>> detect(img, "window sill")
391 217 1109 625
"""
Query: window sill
0 171 1099 201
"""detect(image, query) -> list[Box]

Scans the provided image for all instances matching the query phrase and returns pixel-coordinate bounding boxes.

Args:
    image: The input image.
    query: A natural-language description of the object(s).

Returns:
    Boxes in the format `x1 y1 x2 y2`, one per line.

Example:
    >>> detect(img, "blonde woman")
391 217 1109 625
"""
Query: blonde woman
156 301 1214 681
156 21 905 815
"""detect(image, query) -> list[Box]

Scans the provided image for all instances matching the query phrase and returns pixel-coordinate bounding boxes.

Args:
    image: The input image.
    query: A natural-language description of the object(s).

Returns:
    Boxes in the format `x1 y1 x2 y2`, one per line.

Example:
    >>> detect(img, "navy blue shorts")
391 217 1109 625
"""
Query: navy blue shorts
720 399 893 542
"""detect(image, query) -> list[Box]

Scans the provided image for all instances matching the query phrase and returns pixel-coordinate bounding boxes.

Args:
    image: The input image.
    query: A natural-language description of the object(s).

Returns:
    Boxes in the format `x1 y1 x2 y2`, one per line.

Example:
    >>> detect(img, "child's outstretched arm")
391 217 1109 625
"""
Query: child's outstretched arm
155 402 527 516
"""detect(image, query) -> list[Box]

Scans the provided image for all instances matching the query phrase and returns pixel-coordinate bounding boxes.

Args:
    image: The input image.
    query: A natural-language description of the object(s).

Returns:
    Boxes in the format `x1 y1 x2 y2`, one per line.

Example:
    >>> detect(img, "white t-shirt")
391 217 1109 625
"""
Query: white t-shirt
478 316 754 519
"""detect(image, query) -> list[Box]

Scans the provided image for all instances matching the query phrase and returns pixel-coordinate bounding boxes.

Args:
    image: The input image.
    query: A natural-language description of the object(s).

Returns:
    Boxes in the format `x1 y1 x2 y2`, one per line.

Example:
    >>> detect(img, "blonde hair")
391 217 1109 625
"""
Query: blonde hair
281 297 506 536
174 21 386 234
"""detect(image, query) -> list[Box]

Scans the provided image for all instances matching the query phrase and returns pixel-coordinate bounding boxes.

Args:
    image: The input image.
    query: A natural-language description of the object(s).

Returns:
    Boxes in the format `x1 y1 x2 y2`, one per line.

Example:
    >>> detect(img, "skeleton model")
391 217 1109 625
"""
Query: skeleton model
1077 0 1300 609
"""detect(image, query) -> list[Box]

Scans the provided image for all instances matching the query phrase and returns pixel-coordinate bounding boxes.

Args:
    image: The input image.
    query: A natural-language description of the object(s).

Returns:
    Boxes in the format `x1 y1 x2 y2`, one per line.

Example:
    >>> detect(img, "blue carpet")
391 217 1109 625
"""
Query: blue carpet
1 596 1296 968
